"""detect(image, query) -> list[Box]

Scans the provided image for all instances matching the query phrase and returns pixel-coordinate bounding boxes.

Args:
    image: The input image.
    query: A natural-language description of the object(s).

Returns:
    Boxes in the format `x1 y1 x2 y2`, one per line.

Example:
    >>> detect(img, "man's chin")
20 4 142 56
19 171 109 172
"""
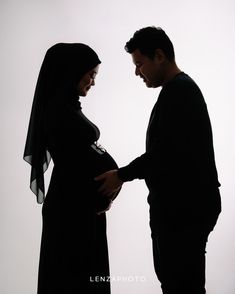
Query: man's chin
146 81 160 88
145 81 154 88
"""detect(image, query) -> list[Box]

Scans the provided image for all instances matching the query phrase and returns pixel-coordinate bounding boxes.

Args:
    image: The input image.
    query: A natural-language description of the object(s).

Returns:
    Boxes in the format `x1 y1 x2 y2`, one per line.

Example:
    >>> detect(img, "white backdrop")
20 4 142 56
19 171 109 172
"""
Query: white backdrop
1 0 235 293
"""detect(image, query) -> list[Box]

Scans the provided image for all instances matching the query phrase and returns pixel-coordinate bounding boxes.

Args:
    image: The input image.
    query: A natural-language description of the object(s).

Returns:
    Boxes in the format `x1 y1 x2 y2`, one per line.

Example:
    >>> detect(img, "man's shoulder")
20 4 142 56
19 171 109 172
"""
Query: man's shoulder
163 72 203 97
166 72 199 91
159 72 205 108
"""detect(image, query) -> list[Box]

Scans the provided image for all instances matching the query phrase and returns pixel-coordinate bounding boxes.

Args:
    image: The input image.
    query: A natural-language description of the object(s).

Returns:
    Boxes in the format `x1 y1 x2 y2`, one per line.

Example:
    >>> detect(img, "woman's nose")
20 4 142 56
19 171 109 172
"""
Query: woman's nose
135 67 140 76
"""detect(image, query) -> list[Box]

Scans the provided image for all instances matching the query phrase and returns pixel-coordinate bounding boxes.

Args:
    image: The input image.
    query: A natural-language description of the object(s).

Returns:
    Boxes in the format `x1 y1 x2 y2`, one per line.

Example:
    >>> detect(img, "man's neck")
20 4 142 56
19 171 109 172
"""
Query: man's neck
162 63 182 86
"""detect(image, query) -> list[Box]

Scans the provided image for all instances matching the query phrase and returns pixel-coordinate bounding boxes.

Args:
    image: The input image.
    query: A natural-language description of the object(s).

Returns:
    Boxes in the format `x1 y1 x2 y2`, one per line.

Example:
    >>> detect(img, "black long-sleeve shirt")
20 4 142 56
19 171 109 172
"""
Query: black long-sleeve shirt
118 72 220 195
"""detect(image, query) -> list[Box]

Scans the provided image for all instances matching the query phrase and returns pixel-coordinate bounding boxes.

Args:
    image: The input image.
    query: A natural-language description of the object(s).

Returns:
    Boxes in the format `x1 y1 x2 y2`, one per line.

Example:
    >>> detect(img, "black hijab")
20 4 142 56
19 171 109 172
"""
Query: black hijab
24 43 101 203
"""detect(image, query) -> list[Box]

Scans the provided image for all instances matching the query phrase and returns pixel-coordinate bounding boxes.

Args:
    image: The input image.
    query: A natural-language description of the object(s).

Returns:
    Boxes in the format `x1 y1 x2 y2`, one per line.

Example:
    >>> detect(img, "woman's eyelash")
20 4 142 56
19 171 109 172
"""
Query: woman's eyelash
90 73 96 79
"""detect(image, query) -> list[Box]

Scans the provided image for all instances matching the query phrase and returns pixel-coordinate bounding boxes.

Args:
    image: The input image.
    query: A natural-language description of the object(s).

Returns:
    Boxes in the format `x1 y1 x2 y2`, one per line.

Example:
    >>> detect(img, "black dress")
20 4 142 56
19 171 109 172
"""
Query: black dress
37 99 118 294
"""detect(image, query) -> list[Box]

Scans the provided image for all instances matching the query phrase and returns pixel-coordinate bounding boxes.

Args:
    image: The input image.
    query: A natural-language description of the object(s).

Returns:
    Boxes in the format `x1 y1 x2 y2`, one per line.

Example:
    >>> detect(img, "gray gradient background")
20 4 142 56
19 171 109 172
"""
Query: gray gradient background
1 0 235 293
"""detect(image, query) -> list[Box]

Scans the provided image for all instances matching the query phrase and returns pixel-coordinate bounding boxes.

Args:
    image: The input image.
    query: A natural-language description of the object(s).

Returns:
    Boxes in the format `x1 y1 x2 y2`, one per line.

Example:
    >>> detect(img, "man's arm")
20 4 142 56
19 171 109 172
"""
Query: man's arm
95 82 199 196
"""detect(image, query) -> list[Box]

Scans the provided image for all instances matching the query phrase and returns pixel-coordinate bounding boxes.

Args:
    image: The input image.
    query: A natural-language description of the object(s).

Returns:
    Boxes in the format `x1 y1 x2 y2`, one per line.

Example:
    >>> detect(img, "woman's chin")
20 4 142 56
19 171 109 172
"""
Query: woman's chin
79 90 88 97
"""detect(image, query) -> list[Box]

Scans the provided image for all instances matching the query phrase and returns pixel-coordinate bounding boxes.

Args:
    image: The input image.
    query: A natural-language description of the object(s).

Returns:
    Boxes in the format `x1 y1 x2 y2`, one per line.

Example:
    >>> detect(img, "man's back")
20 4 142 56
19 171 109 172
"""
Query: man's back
146 72 221 231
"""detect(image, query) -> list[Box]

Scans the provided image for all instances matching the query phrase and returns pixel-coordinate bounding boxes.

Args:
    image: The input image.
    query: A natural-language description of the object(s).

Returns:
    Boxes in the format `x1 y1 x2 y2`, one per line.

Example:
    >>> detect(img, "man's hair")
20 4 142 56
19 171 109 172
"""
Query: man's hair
125 26 175 62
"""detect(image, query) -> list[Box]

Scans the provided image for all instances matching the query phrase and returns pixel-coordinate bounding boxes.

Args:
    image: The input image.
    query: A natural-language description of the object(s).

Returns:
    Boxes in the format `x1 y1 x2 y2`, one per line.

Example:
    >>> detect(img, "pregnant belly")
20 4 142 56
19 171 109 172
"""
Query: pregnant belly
47 143 119 212
89 146 118 176
88 143 119 212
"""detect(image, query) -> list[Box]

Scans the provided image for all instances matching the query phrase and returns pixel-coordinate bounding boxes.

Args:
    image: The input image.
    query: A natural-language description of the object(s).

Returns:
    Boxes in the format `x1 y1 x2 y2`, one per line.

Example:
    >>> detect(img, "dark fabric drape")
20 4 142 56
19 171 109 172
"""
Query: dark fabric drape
23 43 101 203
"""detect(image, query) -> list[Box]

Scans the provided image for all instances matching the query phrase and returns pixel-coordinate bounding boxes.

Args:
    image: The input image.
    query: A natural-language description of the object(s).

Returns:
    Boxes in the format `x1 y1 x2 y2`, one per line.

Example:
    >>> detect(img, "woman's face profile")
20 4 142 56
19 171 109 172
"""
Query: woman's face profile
77 65 99 96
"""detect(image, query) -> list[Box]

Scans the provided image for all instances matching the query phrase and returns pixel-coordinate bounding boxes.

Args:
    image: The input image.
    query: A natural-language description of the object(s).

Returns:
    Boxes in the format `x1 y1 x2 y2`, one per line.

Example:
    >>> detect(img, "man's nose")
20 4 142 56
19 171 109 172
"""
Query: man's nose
91 79 95 86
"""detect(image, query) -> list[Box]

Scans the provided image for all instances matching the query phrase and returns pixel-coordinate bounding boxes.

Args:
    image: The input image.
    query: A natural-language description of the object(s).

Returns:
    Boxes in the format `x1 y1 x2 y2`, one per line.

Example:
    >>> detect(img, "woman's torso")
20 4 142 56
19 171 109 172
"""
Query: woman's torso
43 99 118 207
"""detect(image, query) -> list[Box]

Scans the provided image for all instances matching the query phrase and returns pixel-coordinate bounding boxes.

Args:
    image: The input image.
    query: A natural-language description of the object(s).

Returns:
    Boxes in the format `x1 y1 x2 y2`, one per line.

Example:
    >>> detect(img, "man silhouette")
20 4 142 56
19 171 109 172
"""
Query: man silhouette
95 26 221 294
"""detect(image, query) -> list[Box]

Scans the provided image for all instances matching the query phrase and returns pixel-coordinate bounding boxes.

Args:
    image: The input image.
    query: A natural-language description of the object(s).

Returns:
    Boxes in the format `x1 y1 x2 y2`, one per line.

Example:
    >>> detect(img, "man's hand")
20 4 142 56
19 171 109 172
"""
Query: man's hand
95 169 123 198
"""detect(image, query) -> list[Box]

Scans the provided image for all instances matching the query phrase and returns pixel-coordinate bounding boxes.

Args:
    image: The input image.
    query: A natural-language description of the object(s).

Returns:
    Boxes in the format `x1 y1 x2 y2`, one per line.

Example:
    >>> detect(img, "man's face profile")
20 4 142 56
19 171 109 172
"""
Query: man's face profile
131 49 164 88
